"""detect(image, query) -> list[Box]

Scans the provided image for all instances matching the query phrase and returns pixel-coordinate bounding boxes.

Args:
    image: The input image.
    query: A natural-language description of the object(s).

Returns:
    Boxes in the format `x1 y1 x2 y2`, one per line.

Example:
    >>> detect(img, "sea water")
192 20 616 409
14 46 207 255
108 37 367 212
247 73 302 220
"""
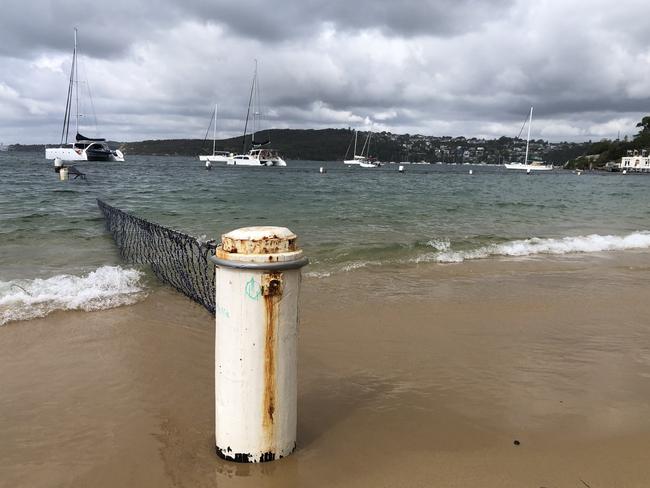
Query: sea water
1 152 649 323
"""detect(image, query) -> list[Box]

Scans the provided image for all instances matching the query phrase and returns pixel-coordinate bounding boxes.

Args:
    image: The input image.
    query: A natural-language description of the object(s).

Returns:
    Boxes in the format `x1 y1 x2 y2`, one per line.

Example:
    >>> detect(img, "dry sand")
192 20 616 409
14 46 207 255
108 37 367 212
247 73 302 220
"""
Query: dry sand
2 252 650 487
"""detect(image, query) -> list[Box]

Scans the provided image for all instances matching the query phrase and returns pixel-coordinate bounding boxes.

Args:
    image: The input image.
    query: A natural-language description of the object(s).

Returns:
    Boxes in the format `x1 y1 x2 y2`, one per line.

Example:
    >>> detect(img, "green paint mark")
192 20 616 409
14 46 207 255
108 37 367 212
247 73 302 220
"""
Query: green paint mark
245 276 261 301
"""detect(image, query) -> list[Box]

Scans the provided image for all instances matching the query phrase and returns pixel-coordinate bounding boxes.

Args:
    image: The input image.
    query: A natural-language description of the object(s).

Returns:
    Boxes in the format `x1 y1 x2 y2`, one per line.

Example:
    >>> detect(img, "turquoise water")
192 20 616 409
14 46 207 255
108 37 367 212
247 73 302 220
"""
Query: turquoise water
1 152 650 281
1 151 650 324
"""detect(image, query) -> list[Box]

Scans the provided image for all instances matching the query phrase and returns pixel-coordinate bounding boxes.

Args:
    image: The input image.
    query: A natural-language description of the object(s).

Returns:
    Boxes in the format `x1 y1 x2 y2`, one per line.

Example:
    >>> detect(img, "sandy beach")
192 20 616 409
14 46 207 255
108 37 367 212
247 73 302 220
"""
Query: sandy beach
2 252 650 487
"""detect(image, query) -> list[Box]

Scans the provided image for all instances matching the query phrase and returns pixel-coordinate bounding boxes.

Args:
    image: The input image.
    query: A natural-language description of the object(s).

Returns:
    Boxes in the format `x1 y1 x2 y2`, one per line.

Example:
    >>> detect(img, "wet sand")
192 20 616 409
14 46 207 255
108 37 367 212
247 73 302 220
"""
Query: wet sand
2 253 650 487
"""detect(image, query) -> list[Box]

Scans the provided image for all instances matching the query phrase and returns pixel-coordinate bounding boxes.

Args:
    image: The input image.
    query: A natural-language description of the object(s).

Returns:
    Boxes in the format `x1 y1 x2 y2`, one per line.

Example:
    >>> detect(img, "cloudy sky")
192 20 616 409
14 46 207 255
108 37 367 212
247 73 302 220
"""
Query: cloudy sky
1 0 649 144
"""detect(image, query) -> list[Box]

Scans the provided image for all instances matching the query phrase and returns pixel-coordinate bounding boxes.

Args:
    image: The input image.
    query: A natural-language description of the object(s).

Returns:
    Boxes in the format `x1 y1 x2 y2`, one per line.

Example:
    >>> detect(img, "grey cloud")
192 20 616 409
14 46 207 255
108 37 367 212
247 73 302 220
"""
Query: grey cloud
1 0 649 144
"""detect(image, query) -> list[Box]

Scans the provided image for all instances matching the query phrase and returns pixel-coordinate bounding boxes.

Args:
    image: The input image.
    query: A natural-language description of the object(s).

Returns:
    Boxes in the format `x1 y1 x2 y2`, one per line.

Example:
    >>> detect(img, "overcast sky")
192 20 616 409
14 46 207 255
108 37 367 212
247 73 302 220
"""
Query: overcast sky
1 0 649 144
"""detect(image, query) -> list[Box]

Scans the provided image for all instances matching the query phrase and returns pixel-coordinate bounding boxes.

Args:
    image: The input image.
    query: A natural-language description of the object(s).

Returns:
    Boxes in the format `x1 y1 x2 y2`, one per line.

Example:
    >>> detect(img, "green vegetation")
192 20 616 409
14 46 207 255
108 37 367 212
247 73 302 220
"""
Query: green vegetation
565 115 650 170
9 116 650 168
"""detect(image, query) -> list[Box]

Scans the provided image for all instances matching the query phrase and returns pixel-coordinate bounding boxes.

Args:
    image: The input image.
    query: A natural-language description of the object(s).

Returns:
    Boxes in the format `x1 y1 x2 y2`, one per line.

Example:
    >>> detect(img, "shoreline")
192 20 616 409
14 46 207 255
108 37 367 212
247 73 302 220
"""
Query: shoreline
2 252 650 486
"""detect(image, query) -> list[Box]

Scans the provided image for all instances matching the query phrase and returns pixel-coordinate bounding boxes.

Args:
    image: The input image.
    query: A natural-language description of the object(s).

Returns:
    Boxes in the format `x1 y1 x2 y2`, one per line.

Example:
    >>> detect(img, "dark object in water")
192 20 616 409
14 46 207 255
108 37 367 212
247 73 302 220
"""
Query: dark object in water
54 164 86 179
67 165 86 179
513 439 520 446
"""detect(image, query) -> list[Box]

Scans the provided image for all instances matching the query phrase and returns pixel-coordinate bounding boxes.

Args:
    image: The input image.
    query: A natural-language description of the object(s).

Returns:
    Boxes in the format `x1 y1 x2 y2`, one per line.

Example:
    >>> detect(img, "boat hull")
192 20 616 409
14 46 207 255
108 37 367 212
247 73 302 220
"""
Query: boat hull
45 147 124 162
199 155 233 163
504 163 553 171
227 158 286 167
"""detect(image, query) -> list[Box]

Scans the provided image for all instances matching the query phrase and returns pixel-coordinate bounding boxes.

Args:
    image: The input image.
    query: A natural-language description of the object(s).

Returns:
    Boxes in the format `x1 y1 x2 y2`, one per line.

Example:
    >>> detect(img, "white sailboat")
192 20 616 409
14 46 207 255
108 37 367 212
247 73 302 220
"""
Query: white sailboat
45 29 124 162
199 103 234 163
228 61 286 167
343 130 380 167
504 107 551 171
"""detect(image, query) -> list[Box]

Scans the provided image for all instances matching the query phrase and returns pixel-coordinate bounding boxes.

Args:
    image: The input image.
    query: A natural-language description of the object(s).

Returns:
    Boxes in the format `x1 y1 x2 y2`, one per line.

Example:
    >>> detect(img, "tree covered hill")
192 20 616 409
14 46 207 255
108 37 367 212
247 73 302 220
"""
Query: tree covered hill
565 116 650 169
14 124 646 166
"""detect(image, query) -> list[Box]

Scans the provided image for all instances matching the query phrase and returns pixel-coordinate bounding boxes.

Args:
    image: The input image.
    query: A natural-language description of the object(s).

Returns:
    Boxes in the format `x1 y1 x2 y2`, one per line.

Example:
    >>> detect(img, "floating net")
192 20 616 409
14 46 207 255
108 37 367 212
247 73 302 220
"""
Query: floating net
97 199 217 314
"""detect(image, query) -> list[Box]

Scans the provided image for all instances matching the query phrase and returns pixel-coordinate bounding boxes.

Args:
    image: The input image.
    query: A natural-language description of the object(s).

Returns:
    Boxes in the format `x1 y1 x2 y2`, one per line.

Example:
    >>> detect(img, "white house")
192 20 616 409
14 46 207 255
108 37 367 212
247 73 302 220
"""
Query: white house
620 149 650 172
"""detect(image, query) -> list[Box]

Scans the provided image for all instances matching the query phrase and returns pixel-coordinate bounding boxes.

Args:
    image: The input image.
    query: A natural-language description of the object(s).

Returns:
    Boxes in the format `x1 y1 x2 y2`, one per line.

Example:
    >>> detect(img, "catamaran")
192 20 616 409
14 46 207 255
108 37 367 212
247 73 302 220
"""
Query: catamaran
343 130 380 167
228 61 286 167
45 29 124 162
198 103 234 163
504 107 551 171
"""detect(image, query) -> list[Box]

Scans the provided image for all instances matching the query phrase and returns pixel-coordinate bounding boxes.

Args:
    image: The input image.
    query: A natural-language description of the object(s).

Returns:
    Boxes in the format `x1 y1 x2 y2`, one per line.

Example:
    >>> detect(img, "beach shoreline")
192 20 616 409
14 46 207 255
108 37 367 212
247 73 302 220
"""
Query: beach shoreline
2 253 650 487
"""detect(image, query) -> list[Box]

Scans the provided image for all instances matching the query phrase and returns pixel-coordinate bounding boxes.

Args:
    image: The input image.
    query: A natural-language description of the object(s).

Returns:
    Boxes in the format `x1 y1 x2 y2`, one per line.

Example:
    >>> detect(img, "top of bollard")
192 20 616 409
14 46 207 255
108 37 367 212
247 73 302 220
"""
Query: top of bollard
221 226 298 255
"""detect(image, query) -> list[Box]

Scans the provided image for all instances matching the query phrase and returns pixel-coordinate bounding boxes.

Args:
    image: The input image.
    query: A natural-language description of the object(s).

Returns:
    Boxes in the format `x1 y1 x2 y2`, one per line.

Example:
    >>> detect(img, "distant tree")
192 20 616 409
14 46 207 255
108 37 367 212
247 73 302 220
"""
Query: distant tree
636 115 650 135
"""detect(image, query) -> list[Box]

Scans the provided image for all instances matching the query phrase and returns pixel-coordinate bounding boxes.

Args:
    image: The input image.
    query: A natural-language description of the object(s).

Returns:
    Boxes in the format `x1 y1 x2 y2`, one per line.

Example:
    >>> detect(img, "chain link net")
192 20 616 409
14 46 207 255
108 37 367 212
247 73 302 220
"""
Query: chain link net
97 199 217 314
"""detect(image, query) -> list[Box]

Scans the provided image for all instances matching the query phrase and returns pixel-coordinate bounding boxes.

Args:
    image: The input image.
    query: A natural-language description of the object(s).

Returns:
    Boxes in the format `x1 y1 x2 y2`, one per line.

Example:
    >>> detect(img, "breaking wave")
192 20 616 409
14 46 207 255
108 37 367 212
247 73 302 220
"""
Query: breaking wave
430 231 650 263
0 266 146 326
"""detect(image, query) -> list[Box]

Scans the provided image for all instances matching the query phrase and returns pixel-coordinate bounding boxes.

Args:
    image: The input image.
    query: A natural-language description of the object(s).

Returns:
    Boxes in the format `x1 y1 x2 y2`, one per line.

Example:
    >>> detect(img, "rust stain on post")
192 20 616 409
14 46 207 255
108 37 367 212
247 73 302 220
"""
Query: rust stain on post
263 294 278 448
262 272 283 450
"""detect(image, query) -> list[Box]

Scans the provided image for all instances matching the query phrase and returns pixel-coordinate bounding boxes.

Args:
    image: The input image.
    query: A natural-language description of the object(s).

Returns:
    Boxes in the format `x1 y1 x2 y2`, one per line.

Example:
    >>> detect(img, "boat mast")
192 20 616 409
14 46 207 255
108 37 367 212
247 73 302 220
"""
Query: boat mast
74 28 79 137
353 130 358 157
242 60 257 154
60 30 76 145
213 103 217 155
524 106 533 166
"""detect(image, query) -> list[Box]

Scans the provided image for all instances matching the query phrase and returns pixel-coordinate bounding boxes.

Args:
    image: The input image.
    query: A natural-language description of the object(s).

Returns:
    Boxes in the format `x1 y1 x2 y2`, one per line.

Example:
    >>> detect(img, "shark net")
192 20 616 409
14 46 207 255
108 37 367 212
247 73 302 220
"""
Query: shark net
97 199 217 314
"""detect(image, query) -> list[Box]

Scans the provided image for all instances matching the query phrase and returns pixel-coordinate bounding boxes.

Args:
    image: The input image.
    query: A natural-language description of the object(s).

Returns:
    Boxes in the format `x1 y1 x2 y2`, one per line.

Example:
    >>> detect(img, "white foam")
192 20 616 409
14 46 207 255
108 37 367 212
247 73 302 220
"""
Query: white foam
426 238 451 252
0 266 146 326
304 271 332 279
434 231 650 263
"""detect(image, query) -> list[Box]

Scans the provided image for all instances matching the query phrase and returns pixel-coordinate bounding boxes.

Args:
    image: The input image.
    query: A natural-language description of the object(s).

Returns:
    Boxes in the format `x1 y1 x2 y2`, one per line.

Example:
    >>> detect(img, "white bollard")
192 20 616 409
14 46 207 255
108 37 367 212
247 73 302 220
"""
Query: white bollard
210 227 309 463
398 165 404 173
59 166 69 181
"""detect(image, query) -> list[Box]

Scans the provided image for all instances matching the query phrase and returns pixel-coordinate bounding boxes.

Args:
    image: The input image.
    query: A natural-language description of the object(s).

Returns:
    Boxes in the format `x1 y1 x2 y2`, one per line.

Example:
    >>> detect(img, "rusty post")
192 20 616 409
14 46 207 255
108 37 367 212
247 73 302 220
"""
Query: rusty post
210 227 308 463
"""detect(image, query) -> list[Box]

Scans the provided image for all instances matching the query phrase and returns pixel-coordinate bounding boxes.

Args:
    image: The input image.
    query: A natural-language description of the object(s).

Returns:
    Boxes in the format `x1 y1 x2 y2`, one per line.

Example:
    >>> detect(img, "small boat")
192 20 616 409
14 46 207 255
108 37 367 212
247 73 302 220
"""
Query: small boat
230 148 286 167
45 29 124 163
198 103 234 163
228 61 286 167
344 130 379 167
0 143 8 152
504 107 551 171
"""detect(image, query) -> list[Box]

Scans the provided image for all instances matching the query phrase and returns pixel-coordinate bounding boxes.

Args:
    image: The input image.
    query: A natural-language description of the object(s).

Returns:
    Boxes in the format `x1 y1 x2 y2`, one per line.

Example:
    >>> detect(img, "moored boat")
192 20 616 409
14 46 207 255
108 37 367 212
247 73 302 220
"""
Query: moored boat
504 107 551 172
228 61 286 167
45 29 124 163
198 103 234 163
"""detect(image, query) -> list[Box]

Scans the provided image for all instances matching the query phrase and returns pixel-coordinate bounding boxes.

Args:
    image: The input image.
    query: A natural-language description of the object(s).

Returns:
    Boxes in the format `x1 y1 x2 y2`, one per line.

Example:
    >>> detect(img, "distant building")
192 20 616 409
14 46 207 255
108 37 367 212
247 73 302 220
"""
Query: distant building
620 149 650 172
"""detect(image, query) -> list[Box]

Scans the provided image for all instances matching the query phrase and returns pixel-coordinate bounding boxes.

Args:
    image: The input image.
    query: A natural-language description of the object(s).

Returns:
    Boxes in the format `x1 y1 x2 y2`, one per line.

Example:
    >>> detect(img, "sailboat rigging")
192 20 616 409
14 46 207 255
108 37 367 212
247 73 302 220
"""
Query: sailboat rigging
45 28 124 162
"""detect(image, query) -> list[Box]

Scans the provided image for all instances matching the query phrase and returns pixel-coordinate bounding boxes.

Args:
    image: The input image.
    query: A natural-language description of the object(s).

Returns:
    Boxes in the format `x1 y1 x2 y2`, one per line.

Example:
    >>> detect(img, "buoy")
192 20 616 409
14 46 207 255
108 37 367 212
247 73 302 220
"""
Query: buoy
526 168 531 175
398 165 404 173
622 169 627 175
319 166 326 174
468 169 473 175
577 171 581 176
205 161 212 170
59 166 69 181
54 158 63 173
